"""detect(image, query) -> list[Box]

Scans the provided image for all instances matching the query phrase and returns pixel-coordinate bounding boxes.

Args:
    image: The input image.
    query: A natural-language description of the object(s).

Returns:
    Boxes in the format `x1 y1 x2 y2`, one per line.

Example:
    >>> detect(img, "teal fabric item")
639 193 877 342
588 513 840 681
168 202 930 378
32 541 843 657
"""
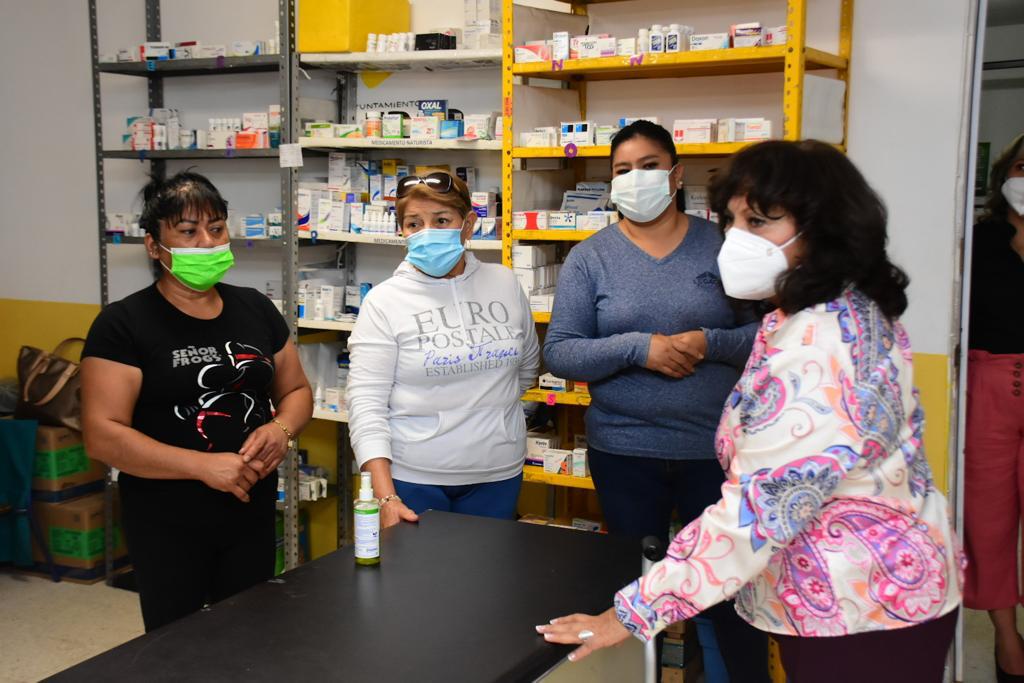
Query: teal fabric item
0 419 38 566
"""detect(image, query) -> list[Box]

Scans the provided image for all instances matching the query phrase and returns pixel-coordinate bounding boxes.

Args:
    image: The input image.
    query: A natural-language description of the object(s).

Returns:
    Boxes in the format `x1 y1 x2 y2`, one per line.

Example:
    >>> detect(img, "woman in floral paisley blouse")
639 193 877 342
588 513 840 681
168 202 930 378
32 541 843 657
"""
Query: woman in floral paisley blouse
537 140 963 683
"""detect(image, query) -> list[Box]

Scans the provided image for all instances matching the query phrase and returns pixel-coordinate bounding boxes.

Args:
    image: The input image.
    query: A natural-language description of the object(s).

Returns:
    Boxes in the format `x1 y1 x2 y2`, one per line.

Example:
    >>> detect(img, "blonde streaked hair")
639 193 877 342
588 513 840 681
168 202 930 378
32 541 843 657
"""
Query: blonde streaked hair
395 172 472 223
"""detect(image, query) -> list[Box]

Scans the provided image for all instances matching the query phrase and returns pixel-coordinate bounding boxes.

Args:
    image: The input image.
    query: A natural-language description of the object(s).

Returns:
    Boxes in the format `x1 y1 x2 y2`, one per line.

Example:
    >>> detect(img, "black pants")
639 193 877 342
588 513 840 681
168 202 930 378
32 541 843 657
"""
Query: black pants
775 609 958 683
588 447 771 683
119 473 278 632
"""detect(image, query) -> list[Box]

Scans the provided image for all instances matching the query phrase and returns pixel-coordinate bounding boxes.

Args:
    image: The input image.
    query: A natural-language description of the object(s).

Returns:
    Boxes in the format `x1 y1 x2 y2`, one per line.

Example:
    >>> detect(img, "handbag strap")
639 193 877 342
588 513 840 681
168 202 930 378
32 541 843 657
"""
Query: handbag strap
33 363 80 406
22 357 79 406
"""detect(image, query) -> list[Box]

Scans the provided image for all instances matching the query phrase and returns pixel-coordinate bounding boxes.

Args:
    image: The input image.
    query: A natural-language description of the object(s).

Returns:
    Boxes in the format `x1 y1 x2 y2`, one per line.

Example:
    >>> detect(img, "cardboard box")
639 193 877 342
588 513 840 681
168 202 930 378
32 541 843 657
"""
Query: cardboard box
673 119 718 144
297 0 410 52
31 493 127 571
539 372 572 392
32 427 106 501
548 211 577 229
512 210 549 230
515 44 551 63
439 120 464 139
689 33 730 51
526 431 560 465
571 448 589 478
543 449 572 475
463 114 495 141
766 25 788 46
512 244 556 268
410 116 439 139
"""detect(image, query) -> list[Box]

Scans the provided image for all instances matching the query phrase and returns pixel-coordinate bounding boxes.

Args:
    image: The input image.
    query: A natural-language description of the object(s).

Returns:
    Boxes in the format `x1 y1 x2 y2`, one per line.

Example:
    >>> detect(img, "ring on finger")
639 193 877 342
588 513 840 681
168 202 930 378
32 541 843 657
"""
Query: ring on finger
577 630 594 642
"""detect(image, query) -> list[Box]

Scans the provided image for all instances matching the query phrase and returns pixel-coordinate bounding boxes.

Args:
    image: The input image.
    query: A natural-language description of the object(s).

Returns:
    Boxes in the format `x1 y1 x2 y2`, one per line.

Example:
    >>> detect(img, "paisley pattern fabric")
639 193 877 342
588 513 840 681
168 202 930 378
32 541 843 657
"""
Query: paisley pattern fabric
615 290 963 639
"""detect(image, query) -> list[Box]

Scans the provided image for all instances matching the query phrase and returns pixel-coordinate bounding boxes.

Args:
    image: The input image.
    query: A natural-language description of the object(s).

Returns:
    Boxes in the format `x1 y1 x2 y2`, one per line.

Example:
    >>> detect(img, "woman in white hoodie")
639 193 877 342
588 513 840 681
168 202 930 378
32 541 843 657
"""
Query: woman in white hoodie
346 172 540 528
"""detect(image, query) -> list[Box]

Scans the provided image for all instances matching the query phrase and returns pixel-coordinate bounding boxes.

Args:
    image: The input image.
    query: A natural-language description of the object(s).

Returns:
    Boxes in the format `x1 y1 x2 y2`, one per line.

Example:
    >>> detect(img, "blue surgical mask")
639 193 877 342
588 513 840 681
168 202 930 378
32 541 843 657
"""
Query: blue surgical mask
405 228 466 277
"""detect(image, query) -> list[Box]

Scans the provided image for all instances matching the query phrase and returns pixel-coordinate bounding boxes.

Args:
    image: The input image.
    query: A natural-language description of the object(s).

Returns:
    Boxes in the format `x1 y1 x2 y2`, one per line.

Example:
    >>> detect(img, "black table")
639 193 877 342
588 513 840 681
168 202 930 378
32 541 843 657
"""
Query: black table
49 511 641 682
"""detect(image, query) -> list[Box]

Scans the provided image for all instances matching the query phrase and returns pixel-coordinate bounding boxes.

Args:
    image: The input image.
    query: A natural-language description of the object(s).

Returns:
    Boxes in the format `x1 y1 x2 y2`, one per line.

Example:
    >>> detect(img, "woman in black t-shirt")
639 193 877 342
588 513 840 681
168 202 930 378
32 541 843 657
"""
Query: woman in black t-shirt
82 171 313 632
964 133 1024 680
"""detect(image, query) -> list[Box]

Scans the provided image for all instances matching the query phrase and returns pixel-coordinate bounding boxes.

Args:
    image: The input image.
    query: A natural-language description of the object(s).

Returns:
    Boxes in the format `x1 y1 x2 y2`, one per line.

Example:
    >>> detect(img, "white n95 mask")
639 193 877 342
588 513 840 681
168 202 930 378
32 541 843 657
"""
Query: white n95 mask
1003 177 1024 216
610 166 678 223
717 228 800 300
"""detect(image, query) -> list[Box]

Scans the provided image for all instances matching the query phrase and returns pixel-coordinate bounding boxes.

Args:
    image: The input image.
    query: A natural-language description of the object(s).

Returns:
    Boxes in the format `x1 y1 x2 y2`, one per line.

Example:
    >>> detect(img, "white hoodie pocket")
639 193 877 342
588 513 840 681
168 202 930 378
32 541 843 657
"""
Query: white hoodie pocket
394 404 524 475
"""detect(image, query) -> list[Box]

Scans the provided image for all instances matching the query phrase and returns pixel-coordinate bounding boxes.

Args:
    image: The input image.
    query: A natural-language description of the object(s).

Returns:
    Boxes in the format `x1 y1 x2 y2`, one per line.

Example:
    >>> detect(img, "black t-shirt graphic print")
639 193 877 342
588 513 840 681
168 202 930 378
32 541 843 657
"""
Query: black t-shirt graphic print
83 283 290 493
171 341 276 453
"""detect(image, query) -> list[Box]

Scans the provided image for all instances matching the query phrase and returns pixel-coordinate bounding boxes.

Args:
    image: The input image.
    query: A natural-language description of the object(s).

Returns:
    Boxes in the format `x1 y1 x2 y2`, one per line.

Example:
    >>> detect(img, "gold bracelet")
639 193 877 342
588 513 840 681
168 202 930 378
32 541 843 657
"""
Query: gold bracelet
272 418 296 448
378 494 402 507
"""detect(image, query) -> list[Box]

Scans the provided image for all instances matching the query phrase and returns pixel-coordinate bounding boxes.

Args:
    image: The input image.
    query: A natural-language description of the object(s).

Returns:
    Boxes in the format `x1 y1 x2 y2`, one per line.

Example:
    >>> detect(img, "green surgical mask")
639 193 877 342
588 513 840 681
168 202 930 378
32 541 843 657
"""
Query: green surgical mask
160 243 234 291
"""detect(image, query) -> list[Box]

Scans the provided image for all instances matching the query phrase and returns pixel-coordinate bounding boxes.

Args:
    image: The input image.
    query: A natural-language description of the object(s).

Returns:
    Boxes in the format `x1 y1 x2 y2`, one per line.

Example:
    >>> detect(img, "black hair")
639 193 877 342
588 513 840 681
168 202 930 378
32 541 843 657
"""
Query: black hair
983 133 1024 221
610 120 686 211
709 139 909 319
139 170 228 241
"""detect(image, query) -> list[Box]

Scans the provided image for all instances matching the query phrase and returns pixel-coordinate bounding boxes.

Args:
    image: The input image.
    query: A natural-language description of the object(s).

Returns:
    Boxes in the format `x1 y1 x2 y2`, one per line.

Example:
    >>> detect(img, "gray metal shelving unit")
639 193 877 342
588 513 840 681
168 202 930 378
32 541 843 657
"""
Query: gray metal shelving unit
88 0 348 585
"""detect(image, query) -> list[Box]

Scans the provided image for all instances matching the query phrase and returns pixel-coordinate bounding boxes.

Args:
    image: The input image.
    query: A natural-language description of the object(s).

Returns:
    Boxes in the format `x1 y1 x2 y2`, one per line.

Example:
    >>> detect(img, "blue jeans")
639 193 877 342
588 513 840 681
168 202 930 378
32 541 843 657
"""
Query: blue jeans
588 446 770 683
393 473 523 520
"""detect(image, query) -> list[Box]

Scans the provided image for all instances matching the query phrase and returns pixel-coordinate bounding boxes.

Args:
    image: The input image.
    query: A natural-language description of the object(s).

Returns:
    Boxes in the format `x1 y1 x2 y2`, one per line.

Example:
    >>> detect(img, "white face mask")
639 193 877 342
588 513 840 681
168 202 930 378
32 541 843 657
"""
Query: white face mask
717 228 800 300
610 165 678 223
1003 177 1024 216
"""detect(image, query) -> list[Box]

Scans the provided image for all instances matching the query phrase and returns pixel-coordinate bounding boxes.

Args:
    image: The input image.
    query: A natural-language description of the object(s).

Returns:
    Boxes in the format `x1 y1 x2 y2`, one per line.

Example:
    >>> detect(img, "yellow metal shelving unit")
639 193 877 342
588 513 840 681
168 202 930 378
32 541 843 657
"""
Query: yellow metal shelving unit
502 4 852 680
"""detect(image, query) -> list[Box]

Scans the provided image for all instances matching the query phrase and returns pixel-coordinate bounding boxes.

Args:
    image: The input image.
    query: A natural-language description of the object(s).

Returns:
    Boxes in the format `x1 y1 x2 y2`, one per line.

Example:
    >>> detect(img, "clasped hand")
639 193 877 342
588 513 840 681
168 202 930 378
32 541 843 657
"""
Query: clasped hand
201 423 289 502
645 330 707 379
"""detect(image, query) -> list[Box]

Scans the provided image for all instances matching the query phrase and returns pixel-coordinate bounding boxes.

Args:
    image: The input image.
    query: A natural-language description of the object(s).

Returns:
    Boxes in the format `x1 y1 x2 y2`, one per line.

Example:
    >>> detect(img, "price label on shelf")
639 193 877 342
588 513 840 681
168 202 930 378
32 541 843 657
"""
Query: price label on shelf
545 393 557 406
551 59 565 72
279 143 303 168
629 54 645 67
564 143 578 159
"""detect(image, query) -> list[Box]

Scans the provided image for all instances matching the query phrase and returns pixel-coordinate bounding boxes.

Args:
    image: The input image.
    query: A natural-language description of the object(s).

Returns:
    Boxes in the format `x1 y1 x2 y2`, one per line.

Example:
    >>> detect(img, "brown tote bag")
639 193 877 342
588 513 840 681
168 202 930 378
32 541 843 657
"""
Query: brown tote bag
16 338 86 432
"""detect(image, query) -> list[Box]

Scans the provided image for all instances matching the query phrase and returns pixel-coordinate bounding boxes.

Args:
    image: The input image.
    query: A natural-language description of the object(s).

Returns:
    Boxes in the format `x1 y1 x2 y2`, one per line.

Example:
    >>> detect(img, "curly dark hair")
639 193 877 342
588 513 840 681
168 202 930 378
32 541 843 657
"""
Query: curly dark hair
983 133 1024 221
709 140 909 319
610 120 686 212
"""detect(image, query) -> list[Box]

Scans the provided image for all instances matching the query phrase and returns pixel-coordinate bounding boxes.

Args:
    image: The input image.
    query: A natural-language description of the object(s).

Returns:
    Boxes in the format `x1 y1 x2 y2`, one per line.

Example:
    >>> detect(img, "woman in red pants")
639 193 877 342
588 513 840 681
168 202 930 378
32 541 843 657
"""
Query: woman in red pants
965 132 1024 682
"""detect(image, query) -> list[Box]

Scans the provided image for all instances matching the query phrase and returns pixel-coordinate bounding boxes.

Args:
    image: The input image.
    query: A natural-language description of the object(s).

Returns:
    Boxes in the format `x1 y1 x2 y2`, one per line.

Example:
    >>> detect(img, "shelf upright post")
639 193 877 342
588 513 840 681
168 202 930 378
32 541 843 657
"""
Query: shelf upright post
500 0 515 268
838 0 855 148
145 0 166 181
336 69 359 550
279 0 302 572
783 0 808 141
89 0 119 586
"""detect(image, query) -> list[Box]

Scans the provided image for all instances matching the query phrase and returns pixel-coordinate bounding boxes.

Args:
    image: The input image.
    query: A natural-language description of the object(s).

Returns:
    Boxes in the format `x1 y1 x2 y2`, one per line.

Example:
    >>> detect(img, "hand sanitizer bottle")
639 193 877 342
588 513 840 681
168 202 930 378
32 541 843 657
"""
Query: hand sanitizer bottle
354 472 380 566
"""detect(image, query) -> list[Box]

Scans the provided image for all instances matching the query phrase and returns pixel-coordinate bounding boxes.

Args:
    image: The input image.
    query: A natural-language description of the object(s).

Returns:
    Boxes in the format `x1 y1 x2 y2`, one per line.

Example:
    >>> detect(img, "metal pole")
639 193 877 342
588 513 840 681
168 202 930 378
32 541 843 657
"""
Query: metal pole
280 0 301 572
641 536 665 683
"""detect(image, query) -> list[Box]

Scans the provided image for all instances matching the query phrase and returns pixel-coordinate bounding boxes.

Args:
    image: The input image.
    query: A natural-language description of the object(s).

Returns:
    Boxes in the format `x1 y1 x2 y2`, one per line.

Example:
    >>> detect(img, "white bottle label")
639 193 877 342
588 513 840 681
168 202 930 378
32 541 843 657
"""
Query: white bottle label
666 34 679 52
355 508 380 559
650 35 664 52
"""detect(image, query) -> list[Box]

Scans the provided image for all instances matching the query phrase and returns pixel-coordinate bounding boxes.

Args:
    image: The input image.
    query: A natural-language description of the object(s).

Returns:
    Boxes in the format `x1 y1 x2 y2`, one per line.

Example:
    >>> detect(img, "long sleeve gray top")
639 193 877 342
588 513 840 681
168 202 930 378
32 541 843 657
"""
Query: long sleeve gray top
543 217 758 460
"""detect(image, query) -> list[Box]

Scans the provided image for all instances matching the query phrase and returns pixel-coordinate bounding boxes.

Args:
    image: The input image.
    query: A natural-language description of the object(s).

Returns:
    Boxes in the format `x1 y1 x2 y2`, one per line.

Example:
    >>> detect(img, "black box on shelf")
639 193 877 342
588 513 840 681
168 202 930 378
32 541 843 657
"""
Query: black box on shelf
415 33 456 51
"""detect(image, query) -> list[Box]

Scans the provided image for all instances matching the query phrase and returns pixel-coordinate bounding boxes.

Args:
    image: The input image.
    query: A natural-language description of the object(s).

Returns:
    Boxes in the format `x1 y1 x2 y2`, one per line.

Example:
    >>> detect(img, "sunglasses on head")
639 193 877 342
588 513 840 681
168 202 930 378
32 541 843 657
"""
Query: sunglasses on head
396 172 455 198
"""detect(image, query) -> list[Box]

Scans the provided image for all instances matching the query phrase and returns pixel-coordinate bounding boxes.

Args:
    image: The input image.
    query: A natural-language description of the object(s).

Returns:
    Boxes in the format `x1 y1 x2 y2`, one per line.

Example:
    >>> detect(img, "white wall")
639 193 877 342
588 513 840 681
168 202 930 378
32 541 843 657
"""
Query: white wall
0 1 100 304
846 0 974 356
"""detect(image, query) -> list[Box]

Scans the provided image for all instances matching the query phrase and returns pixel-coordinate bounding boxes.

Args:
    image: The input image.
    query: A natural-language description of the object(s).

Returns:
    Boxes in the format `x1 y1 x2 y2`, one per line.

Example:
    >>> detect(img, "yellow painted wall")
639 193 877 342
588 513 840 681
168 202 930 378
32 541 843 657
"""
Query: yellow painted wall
914 353 953 493
0 298 100 377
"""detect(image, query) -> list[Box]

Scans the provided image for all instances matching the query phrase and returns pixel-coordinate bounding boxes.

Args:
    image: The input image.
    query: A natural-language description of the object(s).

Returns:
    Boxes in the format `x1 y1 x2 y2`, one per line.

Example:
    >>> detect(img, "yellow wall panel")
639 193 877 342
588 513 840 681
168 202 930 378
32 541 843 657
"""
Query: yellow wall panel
0 299 100 377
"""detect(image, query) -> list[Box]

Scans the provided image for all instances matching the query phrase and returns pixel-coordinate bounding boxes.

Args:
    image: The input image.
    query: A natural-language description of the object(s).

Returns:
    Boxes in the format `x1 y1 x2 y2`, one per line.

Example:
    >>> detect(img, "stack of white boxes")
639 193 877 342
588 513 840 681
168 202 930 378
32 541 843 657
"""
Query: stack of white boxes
464 0 502 49
513 245 559 313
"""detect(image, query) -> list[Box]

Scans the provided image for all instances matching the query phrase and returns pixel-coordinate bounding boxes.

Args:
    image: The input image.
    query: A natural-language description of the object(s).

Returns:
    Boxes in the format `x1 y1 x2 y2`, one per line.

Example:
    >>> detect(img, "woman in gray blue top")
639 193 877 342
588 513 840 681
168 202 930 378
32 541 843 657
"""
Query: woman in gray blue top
544 121 767 682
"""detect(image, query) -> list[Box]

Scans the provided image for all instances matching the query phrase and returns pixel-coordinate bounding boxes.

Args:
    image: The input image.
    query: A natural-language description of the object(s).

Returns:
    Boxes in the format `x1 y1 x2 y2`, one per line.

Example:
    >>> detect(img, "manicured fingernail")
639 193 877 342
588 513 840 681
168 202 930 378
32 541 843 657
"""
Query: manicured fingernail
567 653 576 662
535 625 546 633
543 633 553 640
549 618 559 624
